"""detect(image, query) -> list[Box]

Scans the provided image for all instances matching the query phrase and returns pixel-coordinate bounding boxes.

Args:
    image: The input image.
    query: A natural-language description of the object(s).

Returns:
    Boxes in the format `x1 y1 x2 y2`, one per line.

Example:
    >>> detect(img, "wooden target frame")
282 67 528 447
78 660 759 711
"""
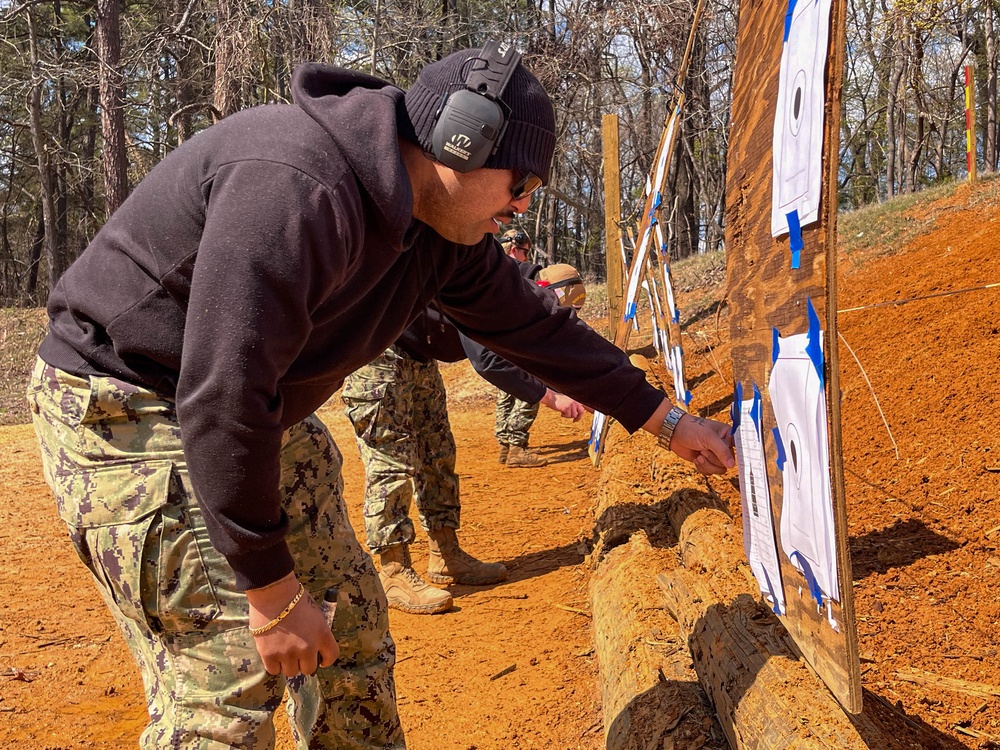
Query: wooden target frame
724 0 862 713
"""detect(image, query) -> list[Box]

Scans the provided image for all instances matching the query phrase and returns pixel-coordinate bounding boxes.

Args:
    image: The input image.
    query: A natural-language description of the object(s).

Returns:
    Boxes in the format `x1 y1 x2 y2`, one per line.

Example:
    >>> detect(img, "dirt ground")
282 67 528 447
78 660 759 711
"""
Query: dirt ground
1 177 999 749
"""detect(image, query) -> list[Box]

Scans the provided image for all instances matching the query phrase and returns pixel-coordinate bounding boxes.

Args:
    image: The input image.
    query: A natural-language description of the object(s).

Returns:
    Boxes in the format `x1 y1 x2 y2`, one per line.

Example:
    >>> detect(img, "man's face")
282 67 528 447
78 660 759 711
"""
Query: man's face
508 242 530 262
418 165 534 246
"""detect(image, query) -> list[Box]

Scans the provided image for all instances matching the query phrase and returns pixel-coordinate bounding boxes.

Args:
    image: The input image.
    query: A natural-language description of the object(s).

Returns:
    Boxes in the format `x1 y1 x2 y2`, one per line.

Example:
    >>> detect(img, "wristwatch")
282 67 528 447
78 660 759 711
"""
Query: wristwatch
657 406 685 451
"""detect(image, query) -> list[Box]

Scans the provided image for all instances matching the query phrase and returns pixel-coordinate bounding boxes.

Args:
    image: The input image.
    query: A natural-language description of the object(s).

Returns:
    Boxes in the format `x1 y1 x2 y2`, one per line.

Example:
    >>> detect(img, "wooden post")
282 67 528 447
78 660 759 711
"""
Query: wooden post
602 114 624 338
966 64 978 183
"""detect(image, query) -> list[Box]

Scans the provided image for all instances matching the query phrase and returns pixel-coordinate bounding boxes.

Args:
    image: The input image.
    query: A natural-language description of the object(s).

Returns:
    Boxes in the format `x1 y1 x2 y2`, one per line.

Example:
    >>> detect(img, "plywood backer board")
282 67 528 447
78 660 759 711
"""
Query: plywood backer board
723 0 861 713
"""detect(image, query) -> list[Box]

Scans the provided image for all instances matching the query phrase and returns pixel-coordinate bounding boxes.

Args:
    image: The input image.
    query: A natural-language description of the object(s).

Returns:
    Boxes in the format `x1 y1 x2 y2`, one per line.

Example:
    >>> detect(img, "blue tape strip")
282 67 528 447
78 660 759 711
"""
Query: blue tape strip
730 381 743 435
672 307 680 324
805 297 825 389
772 327 780 365
783 0 798 41
772 426 786 471
790 551 824 607
786 210 802 269
684 389 692 406
751 384 763 441
652 191 663 211
761 567 782 615
590 424 600 452
624 301 637 322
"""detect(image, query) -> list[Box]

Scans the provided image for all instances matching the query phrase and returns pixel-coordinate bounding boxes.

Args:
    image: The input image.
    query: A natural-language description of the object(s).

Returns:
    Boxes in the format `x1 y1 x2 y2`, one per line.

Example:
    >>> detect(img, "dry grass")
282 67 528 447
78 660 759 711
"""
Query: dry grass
0 307 48 426
837 173 1000 266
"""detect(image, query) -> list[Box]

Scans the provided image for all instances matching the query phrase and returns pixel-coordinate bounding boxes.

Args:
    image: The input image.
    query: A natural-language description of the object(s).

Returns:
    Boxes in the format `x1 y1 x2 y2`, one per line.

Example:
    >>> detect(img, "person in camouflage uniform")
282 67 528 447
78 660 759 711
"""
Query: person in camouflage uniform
343 295 585 615
495 230 590 468
494 389 543 465
28 360 400 748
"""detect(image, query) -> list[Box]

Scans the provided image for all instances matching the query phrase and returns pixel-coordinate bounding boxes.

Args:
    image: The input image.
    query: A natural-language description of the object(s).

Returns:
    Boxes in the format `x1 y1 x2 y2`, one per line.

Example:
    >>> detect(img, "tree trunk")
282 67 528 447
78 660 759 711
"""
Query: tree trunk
885 16 905 197
96 0 129 216
214 0 248 117
986 0 998 172
905 31 925 190
589 418 727 750
25 7 62 296
27 206 44 300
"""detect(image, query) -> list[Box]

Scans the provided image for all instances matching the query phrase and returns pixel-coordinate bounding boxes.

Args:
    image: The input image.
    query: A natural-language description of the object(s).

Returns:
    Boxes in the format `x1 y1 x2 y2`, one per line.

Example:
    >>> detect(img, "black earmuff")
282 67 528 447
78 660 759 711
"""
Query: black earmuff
431 41 521 173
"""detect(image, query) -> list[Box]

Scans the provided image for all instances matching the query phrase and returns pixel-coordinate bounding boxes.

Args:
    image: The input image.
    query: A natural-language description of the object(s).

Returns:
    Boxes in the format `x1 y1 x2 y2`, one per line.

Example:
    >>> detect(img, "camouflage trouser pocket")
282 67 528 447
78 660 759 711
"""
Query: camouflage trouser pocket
29 359 223 634
342 347 401 443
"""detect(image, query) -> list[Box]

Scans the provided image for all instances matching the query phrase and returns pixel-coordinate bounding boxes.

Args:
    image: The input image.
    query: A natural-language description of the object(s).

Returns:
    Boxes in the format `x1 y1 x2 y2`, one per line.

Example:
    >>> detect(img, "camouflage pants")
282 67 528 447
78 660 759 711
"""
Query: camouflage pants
494 390 539 448
341 346 460 554
28 359 404 750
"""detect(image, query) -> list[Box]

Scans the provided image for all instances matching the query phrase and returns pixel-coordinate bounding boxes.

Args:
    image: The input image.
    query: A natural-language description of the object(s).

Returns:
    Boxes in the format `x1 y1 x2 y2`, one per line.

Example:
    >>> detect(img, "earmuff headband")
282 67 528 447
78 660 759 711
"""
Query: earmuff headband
465 41 521 101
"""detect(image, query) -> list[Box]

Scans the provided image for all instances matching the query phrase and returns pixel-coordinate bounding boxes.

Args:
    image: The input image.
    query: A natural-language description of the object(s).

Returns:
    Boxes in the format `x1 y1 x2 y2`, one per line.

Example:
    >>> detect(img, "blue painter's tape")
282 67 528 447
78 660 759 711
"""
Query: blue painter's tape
772 327 780 365
762 568 782 615
653 191 663 211
790 551 824 608
772 426 786 471
624 301 637 321
783 0 798 41
731 381 743 435
786 210 802 269
684 389 692 406
751 384 763 441
672 308 680 324
805 297 825 389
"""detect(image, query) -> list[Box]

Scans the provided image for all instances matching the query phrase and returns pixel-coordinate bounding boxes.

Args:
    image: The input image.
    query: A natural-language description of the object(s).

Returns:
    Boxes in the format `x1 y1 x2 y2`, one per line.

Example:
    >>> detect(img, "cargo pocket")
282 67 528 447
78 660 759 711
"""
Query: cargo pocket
341 357 397 445
148 468 225 635
69 462 175 629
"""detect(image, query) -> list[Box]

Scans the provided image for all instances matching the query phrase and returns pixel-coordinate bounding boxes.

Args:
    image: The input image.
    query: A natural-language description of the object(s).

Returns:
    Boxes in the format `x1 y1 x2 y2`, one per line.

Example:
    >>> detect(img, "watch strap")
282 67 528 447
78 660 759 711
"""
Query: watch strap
657 406 685 451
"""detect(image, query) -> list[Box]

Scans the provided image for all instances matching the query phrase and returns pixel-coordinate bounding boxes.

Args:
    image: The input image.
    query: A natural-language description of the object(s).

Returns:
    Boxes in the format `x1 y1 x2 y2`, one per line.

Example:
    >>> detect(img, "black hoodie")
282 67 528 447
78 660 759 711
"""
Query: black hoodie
39 64 664 589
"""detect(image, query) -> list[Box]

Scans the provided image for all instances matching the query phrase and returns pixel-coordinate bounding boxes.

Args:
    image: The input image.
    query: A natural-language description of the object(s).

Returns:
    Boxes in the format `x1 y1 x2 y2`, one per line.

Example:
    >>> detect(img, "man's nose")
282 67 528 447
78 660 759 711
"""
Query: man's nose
510 195 532 214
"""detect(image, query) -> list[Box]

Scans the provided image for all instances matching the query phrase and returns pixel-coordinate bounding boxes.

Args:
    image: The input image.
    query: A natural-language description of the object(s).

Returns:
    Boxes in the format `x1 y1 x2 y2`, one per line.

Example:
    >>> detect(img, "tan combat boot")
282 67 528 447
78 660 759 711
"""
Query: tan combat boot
378 544 453 615
505 445 547 468
427 527 508 585
497 443 510 464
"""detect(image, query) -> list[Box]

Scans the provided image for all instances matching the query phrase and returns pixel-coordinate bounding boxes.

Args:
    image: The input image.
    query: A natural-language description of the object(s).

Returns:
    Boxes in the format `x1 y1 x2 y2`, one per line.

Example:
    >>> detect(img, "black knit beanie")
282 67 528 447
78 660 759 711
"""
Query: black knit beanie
404 47 556 184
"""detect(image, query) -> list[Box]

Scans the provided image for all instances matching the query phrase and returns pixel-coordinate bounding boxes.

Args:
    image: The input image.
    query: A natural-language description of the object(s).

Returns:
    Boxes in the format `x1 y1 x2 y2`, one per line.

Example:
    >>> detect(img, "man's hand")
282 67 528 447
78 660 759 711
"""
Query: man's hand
539 388 586 421
642 398 734 475
246 572 339 677
669 413 735 475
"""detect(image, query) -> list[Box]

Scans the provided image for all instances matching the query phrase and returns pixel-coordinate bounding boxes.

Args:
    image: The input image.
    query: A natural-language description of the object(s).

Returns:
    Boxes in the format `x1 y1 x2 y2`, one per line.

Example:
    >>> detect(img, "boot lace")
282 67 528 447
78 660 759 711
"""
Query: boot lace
398 564 429 588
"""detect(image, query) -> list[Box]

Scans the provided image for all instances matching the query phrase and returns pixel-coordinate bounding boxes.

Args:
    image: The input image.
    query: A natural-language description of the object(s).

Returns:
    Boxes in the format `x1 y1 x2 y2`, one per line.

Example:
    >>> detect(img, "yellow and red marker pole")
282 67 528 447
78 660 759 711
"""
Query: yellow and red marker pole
965 64 977 183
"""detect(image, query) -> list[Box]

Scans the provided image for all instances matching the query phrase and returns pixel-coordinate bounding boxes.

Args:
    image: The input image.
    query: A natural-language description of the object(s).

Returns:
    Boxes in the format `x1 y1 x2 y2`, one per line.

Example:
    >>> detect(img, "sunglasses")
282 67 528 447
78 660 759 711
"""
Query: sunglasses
511 171 543 201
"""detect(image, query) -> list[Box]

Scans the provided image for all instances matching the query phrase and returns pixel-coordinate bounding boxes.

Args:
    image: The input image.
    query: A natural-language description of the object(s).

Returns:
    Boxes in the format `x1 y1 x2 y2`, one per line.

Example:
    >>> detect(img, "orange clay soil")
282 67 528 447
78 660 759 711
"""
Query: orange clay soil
2 179 1000 749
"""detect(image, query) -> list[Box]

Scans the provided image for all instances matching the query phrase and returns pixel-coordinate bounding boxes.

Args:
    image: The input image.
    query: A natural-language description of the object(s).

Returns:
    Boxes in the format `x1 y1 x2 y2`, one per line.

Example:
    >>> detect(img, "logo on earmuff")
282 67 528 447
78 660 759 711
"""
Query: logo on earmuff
443 133 473 162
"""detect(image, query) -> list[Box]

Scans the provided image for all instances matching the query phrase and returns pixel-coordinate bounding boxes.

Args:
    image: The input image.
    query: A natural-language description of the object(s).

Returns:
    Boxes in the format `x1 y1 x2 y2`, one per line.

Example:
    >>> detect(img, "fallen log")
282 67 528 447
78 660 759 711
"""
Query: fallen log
655 454 970 749
590 421 728 750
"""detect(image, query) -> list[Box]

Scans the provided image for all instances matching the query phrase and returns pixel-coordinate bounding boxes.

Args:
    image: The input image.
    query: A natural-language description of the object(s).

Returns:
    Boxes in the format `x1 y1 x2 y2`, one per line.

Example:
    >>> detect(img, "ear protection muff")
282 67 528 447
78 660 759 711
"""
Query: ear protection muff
431 41 522 173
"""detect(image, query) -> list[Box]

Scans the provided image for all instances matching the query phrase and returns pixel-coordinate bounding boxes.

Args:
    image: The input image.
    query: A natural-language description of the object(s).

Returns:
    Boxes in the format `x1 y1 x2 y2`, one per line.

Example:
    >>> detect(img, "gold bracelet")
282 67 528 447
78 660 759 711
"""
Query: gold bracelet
249 583 306 637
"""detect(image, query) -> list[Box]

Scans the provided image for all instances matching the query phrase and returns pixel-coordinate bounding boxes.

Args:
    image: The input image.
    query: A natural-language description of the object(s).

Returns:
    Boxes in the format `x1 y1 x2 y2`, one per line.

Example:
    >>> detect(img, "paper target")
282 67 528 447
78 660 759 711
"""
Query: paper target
770 0 833 237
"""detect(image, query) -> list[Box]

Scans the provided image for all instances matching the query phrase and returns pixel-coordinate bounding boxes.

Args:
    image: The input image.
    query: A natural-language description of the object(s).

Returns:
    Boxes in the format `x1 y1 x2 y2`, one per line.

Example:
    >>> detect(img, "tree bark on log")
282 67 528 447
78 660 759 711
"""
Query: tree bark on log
657 507 870 748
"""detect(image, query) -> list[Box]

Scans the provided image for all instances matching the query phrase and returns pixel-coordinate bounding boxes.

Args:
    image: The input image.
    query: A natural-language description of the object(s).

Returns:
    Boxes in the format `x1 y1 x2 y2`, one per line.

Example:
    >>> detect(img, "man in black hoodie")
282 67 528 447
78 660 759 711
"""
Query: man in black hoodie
28 42 733 748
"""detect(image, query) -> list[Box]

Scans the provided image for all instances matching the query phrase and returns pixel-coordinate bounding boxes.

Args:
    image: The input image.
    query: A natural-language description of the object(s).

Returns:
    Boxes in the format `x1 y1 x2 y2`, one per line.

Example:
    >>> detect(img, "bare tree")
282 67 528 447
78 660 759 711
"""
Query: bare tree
24 5 61 290
96 0 128 215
